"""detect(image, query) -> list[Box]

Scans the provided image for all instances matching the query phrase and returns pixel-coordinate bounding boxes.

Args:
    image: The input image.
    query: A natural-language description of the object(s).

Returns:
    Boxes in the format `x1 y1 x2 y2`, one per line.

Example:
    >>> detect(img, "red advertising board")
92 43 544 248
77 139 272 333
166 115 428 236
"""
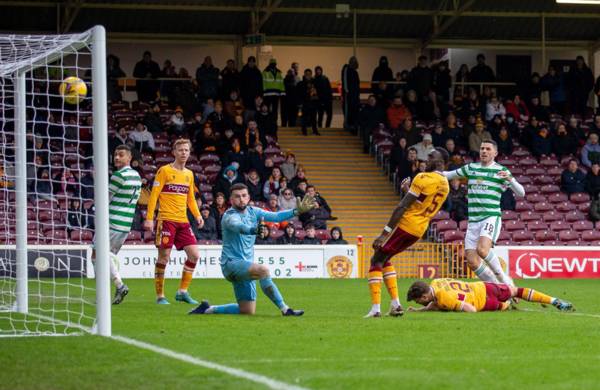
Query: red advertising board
509 248 600 279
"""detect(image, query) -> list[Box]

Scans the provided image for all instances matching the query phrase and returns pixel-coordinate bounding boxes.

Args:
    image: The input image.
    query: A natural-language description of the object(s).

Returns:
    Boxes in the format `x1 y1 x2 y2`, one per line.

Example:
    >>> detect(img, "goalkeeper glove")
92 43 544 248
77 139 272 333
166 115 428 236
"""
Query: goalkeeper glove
294 194 317 215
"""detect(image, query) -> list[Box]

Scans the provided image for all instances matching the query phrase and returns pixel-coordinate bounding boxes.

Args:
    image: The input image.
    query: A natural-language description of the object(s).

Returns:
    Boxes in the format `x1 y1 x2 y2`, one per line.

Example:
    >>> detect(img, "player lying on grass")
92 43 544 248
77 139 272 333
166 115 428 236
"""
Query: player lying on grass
406 278 574 312
189 183 317 316
365 148 450 318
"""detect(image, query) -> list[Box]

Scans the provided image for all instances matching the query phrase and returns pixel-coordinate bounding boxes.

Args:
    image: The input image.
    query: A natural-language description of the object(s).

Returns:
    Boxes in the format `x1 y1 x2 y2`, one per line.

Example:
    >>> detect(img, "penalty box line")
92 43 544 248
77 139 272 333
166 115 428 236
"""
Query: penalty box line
111 334 310 390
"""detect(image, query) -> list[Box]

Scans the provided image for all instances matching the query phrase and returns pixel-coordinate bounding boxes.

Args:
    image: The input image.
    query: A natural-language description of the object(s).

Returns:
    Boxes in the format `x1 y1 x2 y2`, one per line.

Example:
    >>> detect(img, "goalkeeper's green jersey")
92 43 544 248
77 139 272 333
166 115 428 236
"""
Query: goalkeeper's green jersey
108 166 141 233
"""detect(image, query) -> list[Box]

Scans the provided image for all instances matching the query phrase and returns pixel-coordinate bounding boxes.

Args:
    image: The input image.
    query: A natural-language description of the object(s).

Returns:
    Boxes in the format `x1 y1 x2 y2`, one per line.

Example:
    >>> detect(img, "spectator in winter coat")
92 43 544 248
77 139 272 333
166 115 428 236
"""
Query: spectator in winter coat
389 137 408 174
433 60 452 107
505 95 530 122
132 51 160 102
210 192 228 239
196 56 220 101
341 56 360 132
371 56 394 93
398 147 419 182
469 54 495 83
326 227 348 245
278 188 297 212
358 95 386 152
280 152 298 180
296 69 321 136
541 65 567 114
528 96 550 123
220 59 240 99
314 66 333 128
585 163 600 200
245 169 263 202
289 166 307 192
413 133 435 161
446 178 468 222
277 224 301 245
194 205 218 241
485 96 506 121
494 127 513 156
468 119 492 158
129 122 155 153
552 123 578 159
282 69 298 127
561 159 586 194
143 103 163 133
386 97 412 131
107 54 126 102
408 56 433 99
567 56 594 116
501 189 516 211
532 126 553 158
67 199 84 233
262 194 288 231
263 166 283 199
214 165 244 199
262 58 286 123
398 117 421 147
239 56 263 108
582 133 600 168
302 224 320 245
256 103 278 140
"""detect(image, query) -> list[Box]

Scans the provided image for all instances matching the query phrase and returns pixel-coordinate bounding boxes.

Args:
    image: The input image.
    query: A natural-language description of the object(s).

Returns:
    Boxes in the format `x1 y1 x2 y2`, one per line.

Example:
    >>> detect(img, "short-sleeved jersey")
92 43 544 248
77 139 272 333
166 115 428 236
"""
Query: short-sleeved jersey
146 164 200 223
452 162 511 222
397 172 449 237
431 278 487 312
109 166 142 233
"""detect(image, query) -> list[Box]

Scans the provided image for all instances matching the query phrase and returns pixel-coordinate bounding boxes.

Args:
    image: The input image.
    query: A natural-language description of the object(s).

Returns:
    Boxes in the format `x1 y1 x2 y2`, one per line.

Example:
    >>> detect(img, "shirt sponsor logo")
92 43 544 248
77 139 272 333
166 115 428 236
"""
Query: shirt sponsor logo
510 249 600 279
163 184 189 194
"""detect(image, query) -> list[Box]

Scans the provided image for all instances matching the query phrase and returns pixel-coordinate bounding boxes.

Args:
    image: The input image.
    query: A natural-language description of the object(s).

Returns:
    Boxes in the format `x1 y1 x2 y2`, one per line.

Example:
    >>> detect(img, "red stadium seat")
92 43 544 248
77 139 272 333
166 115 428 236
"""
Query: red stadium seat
535 230 557 242
515 201 533 212
547 193 568 203
527 220 549 231
572 220 594 232
533 202 553 212
525 193 546 203
555 201 576 212
509 167 524 176
433 220 458 233
565 210 585 222
570 192 590 204
540 184 560 194
577 203 590 213
525 167 545 176
547 167 564 177
520 211 541 222
442 230 464 242
515 176 532 184
542 211 563 222
496 240 511 246
522 184 539 194
315 229 331 241
512 230 534 242
70 229 94 242
270 230 284 240
558 230 580 241
549 220 570 231
539 157 559 167
518 157 537 166
497 231 511 242
127 231 142 241
498 157 516 165
294 230 306 240
431 210 450 221
459 220 468 230
505 220 525 231
533 175 554 185
502 210 519 221
581 230 600 242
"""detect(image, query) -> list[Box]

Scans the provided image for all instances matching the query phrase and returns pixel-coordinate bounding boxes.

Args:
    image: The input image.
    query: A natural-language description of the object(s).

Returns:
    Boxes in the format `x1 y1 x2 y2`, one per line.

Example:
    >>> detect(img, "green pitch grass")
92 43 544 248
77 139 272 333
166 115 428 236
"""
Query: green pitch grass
2 278 600 389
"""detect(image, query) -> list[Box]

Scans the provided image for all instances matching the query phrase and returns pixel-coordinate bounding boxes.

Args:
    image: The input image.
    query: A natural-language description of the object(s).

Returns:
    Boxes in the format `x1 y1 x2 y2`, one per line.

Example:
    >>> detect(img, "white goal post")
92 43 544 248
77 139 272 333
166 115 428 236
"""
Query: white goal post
0 26 110 336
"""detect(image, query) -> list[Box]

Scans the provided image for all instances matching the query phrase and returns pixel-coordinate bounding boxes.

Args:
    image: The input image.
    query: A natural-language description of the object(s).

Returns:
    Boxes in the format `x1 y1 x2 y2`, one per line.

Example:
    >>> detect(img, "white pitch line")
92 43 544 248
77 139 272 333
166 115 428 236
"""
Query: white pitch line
519 308 600 319
5 312 309 389
111 335 309 390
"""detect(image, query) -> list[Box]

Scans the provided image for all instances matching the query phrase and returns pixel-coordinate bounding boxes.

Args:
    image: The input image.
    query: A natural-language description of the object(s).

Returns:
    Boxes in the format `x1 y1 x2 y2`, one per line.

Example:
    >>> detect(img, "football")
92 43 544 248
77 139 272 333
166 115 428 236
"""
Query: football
58 76 87 105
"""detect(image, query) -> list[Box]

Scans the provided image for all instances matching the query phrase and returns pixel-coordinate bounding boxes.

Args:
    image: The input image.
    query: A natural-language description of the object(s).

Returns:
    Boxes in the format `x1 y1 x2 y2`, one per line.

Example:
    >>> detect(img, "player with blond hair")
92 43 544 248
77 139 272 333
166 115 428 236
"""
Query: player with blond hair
144 139 204 304
364 148 450 318
406 278 573 313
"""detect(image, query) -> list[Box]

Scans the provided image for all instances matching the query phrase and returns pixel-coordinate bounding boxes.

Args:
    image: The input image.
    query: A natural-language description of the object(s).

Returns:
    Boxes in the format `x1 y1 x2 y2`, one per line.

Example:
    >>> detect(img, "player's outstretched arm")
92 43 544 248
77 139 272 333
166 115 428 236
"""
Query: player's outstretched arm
222 213 258 235
497 170 525 197
258 194 317 223
460 302 477 312
408 302 440 312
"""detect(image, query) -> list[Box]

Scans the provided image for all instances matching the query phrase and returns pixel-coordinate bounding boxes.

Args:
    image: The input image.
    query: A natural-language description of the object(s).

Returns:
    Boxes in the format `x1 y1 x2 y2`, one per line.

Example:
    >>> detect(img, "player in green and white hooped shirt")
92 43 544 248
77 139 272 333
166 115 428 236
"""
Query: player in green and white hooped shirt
443 140 524 285
92 145 142 304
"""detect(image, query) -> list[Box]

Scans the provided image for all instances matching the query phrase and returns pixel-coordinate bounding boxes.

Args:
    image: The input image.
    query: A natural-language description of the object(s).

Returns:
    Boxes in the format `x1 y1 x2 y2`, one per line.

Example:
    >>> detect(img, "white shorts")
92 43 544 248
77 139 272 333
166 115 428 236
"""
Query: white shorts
94 230 129 255
464 216 502 250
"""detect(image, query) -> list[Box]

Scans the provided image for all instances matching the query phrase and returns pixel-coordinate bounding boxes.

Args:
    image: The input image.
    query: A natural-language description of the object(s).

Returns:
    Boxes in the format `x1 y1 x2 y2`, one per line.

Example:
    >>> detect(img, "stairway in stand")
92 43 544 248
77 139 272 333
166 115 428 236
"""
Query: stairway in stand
277 127 399 243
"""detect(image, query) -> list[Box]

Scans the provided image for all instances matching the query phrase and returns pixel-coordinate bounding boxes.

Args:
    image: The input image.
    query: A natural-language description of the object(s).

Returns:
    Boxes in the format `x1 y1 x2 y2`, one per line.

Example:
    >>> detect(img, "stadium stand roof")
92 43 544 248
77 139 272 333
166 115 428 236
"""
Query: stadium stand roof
2 0 600 50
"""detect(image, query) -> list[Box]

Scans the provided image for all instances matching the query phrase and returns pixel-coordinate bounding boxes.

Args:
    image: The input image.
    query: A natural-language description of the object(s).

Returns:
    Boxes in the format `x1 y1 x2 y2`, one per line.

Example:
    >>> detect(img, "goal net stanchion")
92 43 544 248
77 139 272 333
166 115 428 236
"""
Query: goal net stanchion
0 25 110 337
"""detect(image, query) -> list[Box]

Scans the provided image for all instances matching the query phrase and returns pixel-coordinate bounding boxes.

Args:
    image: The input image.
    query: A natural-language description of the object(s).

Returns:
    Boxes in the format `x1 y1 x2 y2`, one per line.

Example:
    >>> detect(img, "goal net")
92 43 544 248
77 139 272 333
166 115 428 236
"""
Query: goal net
0 26 111 336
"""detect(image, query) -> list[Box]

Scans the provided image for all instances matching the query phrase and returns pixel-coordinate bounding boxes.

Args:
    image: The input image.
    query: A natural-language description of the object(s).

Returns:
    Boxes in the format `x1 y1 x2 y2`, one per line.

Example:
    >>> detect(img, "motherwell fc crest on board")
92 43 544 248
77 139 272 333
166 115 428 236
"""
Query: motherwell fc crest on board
326 256 353 278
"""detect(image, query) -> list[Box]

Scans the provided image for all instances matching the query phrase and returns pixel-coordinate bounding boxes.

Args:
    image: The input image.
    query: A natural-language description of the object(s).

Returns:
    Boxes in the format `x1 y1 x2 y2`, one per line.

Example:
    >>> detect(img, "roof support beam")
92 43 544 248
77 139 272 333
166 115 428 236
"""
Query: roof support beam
3 2 600 19
422 0 477 50
60 0 84 33
257 0 282 32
